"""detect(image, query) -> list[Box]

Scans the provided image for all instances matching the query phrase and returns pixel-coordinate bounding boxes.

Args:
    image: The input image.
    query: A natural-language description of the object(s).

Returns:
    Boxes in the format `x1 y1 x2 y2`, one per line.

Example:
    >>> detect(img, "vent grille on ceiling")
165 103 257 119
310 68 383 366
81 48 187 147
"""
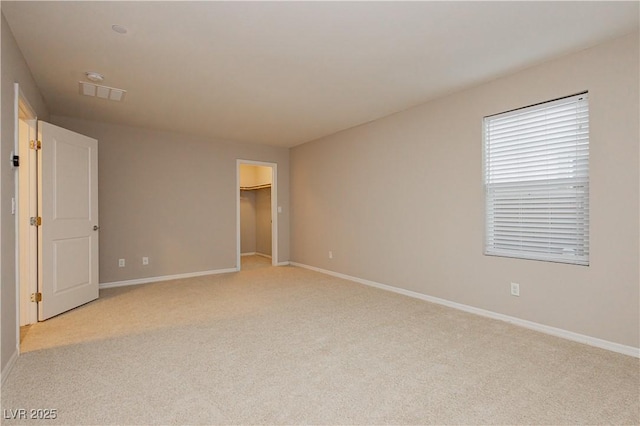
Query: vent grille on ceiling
79 82 126 102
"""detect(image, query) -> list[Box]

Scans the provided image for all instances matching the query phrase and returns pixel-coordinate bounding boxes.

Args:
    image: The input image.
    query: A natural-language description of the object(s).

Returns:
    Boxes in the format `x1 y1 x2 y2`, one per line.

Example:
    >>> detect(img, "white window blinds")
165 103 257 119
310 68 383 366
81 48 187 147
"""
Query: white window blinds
483 93 589 265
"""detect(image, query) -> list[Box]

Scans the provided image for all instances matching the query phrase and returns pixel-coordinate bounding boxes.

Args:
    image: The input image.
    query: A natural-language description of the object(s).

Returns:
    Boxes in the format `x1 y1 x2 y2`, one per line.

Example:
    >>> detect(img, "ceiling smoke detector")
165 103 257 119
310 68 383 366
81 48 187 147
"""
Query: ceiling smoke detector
85 72 104 82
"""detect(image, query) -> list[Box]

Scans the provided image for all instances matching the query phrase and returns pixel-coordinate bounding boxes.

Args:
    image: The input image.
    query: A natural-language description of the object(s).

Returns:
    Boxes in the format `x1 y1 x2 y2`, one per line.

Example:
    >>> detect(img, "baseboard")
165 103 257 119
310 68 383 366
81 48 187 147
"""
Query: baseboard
1 346 19 388
99 267 238 289
242 252 272 259
276 261 290 266
290 262 640 358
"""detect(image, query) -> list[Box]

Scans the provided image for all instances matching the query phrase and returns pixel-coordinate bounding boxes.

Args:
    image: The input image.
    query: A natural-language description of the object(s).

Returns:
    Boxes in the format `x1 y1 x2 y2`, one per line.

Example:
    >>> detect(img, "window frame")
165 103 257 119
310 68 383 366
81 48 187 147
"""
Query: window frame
483 92 590 266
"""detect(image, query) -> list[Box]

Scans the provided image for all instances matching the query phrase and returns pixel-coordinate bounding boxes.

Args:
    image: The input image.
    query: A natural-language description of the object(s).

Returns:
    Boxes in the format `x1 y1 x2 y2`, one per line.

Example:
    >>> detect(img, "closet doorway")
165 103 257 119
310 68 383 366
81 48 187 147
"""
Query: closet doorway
236 160 278 270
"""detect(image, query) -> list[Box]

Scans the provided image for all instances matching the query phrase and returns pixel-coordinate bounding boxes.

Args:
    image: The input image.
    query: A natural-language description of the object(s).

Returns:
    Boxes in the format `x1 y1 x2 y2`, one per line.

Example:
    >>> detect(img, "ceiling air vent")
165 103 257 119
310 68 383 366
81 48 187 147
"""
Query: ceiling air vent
79 82 126 102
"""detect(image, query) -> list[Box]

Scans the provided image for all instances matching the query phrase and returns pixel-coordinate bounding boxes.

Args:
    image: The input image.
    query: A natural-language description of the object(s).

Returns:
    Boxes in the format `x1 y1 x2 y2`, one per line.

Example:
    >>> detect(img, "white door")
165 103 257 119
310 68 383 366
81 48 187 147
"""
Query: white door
38 121 99 320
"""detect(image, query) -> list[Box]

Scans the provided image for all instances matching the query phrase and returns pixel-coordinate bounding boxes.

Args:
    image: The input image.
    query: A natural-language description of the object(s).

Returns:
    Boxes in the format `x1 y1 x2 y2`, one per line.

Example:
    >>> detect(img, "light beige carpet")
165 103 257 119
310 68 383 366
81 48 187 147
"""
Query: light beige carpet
2 256 638 425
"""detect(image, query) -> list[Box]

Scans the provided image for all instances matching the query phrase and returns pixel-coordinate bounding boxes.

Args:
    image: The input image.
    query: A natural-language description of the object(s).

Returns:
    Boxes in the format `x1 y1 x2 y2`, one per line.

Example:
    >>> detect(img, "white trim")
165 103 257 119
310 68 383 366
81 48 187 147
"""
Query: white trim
8 84 40 390
13 84 20 350
276 261 290 266
242 252 273 260
290 262 640 358
1 346 19 388
99 267 237 289
14 83 39 353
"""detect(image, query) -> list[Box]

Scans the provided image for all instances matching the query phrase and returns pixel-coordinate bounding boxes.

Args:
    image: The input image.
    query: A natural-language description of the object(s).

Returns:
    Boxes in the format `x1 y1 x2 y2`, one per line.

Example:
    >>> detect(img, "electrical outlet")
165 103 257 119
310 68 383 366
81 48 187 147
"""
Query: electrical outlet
328 251 333 259
142 257 149 265
510 282 520 297
118 258 125 268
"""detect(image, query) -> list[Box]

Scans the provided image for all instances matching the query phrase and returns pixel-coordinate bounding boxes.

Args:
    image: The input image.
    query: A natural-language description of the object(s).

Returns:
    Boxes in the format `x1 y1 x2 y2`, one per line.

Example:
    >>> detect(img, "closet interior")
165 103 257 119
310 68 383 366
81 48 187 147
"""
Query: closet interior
240 165 272 258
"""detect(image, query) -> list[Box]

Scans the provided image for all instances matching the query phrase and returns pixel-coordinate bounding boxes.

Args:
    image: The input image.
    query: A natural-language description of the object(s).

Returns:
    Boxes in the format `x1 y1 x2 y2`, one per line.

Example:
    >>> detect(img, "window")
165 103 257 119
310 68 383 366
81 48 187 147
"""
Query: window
483 93 589 265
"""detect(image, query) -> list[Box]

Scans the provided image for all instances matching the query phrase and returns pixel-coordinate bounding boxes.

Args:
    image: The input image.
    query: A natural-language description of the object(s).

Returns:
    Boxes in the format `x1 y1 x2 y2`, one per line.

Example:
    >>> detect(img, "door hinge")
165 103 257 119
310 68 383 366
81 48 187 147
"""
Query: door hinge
29 140 42 150
30 292 42 303
30 216 42 227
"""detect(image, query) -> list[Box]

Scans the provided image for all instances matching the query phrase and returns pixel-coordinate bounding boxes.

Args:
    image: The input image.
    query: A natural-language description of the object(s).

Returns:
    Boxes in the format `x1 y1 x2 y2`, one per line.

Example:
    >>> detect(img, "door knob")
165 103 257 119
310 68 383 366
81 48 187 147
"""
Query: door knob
93 225 100 231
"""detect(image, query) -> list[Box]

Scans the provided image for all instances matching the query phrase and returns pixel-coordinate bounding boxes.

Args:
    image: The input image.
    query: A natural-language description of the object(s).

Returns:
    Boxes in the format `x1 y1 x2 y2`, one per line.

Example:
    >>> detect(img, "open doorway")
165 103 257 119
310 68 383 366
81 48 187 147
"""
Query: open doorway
236 160 278 270
15 83 100 339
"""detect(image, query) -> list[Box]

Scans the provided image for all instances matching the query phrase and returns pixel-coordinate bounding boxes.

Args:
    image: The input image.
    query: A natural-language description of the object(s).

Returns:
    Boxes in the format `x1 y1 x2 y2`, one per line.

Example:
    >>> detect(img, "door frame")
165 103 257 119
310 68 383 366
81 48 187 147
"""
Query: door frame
14 83 38 335
236 160 278 270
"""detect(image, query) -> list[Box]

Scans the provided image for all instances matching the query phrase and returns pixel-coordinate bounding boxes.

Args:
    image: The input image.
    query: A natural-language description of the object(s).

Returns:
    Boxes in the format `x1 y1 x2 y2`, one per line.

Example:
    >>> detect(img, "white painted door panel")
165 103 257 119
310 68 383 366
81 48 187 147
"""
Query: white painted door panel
38 121 99 320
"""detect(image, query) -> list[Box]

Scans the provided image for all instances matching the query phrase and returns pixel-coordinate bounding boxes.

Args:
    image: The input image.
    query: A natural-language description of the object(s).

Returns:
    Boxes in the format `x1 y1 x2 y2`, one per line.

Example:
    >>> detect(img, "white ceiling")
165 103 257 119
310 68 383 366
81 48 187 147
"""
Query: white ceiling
3 1 638 148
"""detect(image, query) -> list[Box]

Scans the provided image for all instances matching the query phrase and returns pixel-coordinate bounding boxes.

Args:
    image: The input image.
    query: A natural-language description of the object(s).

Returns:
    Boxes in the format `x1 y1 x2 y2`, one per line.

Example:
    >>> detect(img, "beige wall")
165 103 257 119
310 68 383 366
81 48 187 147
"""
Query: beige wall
255 187 272 256
290 32 640 348
240 164 272 188
1 13 49 375
240 190 257 253
50 116 290 283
